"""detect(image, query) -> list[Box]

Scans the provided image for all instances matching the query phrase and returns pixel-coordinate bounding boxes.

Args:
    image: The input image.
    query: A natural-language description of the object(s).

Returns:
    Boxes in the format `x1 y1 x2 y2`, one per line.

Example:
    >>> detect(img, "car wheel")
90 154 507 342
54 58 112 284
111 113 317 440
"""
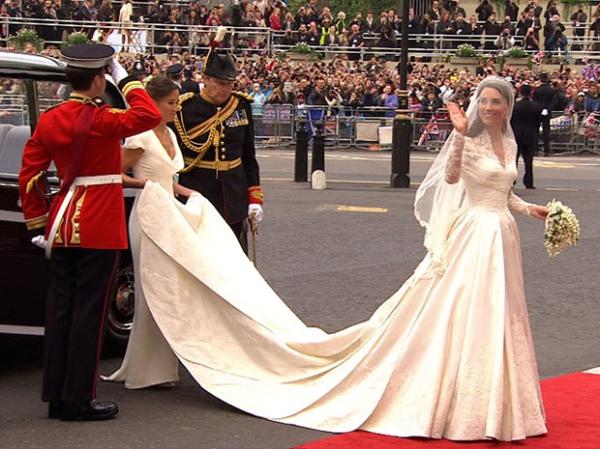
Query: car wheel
103 262 135 356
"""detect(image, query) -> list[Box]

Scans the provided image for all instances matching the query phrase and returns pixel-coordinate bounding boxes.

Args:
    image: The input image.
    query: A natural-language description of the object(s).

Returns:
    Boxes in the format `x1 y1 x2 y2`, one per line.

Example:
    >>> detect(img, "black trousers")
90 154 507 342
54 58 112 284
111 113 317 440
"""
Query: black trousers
516 144 535 188
540 115 551 156
42 248 119 403
230 220 248 255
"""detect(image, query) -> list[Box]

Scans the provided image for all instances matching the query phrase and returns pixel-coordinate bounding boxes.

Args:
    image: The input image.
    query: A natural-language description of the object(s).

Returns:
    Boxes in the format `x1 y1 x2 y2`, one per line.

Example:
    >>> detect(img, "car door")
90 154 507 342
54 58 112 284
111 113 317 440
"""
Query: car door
0 77 50 334
0 73 131 344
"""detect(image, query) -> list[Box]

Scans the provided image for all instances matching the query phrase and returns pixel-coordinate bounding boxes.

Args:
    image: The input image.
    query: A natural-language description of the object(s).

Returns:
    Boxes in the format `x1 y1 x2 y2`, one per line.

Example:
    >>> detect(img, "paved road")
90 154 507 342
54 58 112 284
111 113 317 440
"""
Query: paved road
1 149 598 449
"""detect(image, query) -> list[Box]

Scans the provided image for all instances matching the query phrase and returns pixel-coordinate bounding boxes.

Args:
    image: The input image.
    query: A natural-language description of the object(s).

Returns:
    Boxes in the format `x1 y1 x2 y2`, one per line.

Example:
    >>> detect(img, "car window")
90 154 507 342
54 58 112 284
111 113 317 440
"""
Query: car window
0 78 30 176
37 80 69 113
0 79 70 176
0 78 28 126
0 77 125 177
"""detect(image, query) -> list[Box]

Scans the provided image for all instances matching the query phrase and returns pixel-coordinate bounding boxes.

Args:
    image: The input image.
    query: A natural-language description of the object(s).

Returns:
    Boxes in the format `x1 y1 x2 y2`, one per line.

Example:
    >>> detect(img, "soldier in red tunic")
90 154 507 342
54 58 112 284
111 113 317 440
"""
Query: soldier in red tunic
18 44 161 421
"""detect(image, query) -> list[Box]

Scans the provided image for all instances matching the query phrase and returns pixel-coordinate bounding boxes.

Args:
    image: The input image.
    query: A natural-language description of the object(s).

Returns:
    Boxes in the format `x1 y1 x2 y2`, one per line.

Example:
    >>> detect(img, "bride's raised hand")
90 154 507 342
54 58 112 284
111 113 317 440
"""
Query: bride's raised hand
447 101 468 136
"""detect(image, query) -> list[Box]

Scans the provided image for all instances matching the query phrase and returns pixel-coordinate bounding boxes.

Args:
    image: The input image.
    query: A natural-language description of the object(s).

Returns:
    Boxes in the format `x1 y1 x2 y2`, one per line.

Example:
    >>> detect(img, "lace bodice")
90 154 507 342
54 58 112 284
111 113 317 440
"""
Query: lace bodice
123 129 184 195
445 131 533 215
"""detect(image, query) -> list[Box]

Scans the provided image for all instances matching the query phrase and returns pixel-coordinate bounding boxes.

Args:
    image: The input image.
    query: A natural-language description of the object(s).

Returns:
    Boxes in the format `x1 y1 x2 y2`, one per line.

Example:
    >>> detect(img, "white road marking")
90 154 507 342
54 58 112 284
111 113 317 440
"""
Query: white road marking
534 161 575 168
336 205 388 213
262 177 420 187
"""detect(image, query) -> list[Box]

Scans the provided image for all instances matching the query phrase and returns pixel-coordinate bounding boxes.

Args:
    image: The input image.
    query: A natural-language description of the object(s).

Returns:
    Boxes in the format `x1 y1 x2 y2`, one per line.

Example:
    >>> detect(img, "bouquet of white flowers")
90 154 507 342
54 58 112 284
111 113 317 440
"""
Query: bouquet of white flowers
544 199 580 258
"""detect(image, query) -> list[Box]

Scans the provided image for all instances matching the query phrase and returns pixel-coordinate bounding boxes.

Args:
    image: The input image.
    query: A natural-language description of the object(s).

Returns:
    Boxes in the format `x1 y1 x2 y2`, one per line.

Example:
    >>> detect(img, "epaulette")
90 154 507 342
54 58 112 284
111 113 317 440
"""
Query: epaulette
42 101 66 114
232 91 254 102
179 92 195 105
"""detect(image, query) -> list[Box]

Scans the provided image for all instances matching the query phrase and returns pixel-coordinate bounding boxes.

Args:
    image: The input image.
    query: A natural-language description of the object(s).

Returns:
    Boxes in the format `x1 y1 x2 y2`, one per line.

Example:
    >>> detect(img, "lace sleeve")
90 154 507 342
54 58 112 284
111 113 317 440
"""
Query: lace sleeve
444 134 465 184
507 189 533 216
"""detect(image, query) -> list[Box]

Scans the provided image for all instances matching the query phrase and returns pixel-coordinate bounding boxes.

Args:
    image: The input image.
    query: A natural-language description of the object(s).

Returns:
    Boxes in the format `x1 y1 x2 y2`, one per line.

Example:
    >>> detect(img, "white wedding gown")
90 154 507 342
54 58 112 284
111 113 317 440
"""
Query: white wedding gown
103 128 183 388
116 131 547 441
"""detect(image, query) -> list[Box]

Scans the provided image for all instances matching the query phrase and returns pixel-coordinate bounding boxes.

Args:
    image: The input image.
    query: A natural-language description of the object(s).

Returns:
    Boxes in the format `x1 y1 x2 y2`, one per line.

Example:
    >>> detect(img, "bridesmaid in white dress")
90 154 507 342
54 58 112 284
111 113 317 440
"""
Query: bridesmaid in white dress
127 77 551 441
103 75 195 389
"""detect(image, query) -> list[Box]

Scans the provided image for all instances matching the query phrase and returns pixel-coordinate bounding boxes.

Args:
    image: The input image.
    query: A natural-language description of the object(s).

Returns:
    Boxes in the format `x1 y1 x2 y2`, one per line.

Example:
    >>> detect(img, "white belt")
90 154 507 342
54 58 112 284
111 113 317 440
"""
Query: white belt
45 174 122 259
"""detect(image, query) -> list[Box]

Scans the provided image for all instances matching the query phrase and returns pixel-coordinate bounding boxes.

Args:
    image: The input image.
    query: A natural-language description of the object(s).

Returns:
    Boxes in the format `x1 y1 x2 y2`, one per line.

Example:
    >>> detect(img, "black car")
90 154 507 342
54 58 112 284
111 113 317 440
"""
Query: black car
0 51 134 352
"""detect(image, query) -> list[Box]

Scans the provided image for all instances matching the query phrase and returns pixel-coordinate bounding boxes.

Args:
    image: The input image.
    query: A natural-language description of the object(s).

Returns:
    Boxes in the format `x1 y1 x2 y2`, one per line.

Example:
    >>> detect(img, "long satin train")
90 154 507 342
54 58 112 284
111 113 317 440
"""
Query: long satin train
136 182 547 441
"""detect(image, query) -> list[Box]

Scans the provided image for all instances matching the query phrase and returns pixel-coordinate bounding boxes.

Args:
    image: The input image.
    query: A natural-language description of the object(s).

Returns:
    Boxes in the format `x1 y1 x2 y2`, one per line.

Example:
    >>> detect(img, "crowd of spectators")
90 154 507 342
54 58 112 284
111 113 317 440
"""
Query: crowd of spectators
2 0 600 123
1 0 600 57
108 49 600 121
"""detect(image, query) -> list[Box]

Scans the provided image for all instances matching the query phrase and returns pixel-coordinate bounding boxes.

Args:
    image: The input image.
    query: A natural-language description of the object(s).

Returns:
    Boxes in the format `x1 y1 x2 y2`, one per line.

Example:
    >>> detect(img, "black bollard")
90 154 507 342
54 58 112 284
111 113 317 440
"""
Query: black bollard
390 90 411 188
294 120 309 182
312 122 325 173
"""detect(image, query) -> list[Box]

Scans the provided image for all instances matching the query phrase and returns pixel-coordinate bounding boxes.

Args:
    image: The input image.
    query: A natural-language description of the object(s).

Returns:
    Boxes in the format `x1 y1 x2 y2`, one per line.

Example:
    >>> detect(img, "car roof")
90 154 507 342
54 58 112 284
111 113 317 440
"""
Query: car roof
0 51 66 81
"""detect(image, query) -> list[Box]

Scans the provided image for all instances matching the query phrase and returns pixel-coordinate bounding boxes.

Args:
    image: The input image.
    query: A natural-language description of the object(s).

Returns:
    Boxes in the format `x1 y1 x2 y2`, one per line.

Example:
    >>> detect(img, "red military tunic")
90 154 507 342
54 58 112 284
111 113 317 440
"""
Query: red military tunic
18 78 161 250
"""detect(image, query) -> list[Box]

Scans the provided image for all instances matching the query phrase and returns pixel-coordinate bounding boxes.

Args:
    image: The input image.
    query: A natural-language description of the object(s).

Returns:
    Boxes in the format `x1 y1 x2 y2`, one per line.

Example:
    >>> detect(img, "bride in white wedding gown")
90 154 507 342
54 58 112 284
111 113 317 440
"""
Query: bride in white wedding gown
114 77 551 441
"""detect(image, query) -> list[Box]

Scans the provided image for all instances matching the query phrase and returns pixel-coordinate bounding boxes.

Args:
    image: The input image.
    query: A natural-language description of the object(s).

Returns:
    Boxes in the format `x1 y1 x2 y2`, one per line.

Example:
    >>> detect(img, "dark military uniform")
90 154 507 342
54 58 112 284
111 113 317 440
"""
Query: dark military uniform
172 26 263 253
171 89 263 251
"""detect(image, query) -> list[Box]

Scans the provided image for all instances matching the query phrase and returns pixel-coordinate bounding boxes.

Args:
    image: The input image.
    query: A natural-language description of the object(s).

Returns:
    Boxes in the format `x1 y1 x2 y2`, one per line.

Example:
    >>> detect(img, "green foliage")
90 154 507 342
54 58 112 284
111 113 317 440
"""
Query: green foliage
63 32 90 47
9 29 44 52
287 42 315 54
285 42 323 60
287 0 397 18
455 44 476 58
505 46 527 58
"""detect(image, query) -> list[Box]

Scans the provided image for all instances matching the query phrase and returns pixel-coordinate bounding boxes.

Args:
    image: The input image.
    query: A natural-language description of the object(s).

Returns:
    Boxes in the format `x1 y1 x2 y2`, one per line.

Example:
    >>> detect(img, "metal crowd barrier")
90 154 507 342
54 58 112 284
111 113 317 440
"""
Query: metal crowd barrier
0 18 271 55
2 87 599 153
251 104 600 154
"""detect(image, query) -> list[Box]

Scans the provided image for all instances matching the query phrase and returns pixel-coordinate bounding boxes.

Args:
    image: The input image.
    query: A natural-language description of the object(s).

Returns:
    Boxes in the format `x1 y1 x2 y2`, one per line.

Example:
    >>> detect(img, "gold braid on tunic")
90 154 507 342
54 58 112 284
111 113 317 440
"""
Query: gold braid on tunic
174 92 241 173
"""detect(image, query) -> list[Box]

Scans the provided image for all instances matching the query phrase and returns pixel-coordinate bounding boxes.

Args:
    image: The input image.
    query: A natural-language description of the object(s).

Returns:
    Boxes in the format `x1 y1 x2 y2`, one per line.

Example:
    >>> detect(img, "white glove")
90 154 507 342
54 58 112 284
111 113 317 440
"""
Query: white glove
109 59 129 85
185 191 204 213
541 108 549 116
31 235 47 249
248 204 263 224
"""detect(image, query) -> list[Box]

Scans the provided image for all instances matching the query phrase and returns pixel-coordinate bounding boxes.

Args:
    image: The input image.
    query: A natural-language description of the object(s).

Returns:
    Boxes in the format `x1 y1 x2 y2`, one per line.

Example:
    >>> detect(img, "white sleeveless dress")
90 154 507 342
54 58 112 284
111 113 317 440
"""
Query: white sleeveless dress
128 132 547 441
103 128 184 388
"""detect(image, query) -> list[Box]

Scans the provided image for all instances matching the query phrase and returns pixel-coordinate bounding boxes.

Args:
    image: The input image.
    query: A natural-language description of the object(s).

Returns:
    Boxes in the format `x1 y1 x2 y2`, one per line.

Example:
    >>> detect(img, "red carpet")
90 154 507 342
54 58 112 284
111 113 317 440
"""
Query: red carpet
294 373 599 449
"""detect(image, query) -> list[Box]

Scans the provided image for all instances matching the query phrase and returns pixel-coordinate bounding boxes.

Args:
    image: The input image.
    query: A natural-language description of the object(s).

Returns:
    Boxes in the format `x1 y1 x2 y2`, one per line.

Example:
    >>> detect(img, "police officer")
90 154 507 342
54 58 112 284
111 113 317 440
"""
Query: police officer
166 62 184 92
18 44 161 421
181 68 200 94
171 27 263 253
131 60 147 82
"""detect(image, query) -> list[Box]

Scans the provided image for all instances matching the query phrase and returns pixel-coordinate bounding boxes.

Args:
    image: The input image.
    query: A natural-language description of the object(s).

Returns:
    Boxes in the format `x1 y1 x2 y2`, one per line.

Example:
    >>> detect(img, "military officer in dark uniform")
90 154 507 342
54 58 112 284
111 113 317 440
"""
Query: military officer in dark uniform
511 84 543 189
171 27 263 253
166 63 184 92
18 44 161 421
